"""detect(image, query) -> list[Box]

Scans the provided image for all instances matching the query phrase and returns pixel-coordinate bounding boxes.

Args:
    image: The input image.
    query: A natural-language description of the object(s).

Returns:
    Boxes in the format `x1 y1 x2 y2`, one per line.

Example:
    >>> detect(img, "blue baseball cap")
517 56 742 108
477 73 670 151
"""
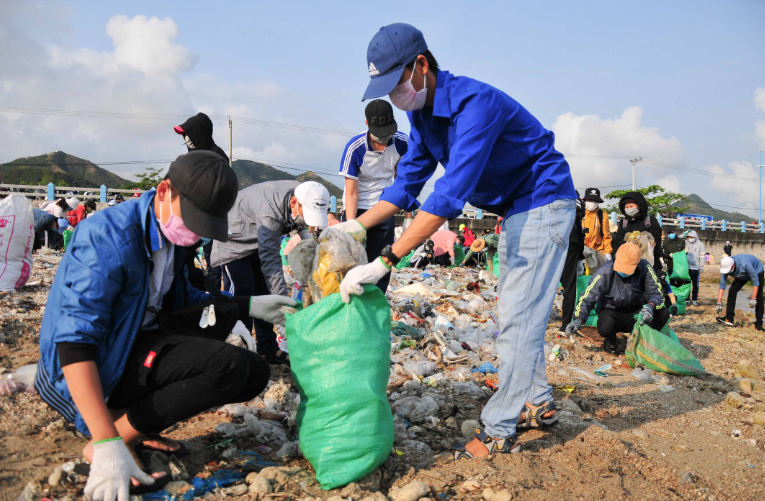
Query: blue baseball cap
57 218 70 234
362 23 428 101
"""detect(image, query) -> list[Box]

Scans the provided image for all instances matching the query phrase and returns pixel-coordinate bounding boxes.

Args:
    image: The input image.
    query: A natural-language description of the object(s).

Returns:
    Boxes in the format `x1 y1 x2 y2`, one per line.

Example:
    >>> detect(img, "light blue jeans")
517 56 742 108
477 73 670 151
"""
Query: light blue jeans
481 199 575 439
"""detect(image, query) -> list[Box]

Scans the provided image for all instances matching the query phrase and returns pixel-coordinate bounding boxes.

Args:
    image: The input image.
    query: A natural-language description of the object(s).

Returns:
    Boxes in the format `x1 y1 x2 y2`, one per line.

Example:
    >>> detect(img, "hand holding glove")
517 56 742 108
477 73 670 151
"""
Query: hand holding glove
328 219 367 245
249 295 298 326
84 438 155 501
565 319 582 336
716 302 723 313
339 257 391 304
751 298 758 308
639 304 654 325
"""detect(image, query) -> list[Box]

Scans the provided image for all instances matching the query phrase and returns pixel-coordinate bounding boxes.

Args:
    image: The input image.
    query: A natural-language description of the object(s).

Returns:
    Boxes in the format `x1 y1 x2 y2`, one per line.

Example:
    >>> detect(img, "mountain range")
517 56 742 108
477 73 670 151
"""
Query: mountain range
680 194 752 222
0 152 344 199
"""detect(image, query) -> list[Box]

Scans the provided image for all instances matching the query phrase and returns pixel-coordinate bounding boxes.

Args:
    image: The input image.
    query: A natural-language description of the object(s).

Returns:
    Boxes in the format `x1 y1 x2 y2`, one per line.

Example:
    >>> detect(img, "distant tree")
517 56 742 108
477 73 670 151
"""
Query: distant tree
134 167 165 191
604 185 688 216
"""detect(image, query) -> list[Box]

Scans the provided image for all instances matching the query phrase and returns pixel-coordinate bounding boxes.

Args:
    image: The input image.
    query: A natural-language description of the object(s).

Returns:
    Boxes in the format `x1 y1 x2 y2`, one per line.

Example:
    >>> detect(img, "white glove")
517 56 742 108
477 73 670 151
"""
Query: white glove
605 254 612 261
229 320 256 351
84 438 154 501
340 257 391 304
249 295 298 325
751 298 758 308
328 219 366 245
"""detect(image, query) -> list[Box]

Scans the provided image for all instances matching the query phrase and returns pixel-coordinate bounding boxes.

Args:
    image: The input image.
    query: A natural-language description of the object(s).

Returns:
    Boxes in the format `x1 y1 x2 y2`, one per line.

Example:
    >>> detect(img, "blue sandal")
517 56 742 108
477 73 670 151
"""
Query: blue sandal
517 401 558 429
454 427 520 460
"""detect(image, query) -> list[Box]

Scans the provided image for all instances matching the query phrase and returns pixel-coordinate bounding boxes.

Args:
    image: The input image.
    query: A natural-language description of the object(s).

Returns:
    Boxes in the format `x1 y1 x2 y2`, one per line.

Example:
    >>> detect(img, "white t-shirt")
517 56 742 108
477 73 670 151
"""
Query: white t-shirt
339 131 408 210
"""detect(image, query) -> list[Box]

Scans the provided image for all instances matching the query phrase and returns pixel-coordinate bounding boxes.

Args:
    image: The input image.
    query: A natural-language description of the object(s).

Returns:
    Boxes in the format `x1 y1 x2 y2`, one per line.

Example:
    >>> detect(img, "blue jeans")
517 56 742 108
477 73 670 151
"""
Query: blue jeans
481 199 575 439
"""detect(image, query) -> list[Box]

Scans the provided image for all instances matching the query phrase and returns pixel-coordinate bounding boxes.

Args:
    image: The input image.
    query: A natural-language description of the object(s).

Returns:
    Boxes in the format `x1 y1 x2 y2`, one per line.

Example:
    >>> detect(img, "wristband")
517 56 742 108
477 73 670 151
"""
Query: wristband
378 256 392 271
93 437 123 445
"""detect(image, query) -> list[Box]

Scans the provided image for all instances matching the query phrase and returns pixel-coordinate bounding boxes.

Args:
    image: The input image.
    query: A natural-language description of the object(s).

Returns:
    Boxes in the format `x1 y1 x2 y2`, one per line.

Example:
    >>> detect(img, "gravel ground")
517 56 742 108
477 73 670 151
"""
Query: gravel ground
1 257 765 501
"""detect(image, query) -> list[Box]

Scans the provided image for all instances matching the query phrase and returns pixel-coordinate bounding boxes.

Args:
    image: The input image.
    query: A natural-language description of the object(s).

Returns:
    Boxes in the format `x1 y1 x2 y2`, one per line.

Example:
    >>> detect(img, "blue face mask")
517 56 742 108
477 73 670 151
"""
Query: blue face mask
668 234 676 240
200 237 212 247
617 271 632 278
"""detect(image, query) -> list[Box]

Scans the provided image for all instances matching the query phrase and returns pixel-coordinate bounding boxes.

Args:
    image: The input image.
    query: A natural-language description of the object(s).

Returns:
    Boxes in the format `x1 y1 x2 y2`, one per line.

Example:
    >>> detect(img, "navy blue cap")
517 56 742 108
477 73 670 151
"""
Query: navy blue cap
362 23 428 102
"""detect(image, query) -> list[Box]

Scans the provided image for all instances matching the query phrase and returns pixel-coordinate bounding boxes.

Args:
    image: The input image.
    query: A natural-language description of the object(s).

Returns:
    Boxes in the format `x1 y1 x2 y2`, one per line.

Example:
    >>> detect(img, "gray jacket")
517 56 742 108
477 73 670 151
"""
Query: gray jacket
685 230 705 273
211 181 301 296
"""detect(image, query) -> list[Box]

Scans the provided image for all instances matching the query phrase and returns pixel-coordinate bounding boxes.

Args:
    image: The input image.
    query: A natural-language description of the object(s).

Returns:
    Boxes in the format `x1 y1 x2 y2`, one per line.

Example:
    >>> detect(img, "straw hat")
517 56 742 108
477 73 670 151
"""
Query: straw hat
470 239 486 253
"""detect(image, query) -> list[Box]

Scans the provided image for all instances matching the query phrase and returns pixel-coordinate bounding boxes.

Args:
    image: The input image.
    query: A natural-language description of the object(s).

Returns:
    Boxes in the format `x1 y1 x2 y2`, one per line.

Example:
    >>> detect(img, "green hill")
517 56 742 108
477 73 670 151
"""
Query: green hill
0 151 131 188
231 159 343 199
679 194 752 222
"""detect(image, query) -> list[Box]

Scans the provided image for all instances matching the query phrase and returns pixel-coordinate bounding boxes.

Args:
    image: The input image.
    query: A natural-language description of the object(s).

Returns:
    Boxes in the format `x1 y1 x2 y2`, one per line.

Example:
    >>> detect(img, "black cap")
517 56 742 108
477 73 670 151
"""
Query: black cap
365 99 397 137
582 187 603 203
166 151 238 241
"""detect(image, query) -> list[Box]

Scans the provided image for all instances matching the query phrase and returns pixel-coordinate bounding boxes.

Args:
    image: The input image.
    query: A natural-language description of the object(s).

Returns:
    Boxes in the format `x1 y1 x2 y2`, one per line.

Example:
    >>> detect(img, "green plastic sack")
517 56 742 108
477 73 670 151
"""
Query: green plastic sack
625 317 705 376
280 238 289 266
395 249 415 270
62 228 75 251
675 298 686 315
454 243 465 266
669 252 691 281
575 275 599 327
285 285 393 489
487 252 500 277
674 282 692 302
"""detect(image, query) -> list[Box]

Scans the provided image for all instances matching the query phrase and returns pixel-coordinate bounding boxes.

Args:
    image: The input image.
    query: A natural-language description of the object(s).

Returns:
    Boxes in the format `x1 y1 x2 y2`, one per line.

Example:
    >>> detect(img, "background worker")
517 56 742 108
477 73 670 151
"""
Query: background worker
717 254 764 330
36 152 292 501
411 239 435 269
460 233 500 272
685 230 705 306
32 208 68 251
430 228 458 267
339 99 408 292
211 181 330 365
559 195 586 333
724 240 733 256
174 112 230 292
459 223 475 247
67 199 96 227
494 217 503 234
336 23 576 458
612 192 663 276
581 187 612 260
566 243 669 354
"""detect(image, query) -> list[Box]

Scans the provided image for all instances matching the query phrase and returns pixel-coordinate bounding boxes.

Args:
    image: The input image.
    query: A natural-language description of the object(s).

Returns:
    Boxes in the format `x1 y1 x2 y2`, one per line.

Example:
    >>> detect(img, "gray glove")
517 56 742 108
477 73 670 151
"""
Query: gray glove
249 295 298 326
750 299 758 308
565 319 582 336
639 305 654 325
716 302 723 313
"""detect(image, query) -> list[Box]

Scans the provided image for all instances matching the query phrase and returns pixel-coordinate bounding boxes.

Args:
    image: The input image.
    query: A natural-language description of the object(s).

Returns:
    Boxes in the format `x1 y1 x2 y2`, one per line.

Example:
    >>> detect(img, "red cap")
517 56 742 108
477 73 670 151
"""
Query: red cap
174 126 184 135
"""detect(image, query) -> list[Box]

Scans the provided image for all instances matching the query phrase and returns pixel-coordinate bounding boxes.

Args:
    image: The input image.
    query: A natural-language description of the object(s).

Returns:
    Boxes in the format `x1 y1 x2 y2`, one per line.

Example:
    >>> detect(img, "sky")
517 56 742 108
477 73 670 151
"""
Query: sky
1 0 764 215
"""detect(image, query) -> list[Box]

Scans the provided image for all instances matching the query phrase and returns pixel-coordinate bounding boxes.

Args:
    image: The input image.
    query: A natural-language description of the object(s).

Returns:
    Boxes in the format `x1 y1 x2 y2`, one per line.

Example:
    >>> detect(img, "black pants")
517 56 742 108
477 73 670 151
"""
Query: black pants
597 307 671 341
435 254 452 267
109 333 270 434
203 241 222 292
727 271 764 328
222 250 278 354
560 243 582 329
688 269 700 301
342 208 394 292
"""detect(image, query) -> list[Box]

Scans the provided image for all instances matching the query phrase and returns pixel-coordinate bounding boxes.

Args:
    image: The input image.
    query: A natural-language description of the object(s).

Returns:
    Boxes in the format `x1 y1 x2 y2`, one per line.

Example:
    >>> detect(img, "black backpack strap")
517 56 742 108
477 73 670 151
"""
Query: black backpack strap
597 209 605 238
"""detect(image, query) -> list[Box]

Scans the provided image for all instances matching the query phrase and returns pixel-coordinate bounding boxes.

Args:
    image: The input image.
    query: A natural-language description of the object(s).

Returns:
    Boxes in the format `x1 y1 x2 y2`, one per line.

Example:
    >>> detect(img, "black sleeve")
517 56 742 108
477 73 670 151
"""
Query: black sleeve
650 219 664 271
612 224 625 256
58 342 98 367
233 296 252 323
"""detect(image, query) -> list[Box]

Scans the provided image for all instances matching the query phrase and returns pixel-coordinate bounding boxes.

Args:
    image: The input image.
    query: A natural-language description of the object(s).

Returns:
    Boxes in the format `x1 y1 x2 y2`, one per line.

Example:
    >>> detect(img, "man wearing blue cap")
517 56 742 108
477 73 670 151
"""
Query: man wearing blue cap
336 23 577 458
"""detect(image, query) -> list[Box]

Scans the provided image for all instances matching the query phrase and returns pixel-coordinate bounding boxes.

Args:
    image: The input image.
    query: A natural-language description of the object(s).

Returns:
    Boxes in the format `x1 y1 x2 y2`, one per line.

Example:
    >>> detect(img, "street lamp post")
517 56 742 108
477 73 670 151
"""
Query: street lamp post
743 151 765 225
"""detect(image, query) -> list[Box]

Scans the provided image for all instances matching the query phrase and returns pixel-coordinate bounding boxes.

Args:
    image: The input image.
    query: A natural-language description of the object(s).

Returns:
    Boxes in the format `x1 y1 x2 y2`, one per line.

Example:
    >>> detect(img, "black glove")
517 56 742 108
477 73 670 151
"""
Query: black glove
670 304 678 316
639 304 654 325
565 319 582 336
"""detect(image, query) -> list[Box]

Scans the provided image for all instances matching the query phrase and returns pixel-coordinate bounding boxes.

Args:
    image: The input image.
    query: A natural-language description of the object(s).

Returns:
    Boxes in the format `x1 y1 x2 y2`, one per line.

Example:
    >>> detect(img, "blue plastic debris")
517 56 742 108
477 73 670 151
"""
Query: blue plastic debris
422 272 432 278
471 362 498 374
168 470 244 500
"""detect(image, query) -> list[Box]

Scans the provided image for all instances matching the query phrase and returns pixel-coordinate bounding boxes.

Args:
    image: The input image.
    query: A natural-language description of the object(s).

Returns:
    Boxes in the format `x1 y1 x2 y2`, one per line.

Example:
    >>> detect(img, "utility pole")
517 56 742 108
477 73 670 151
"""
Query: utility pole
743 150 764 224
228 117 233 167
630 157 642 190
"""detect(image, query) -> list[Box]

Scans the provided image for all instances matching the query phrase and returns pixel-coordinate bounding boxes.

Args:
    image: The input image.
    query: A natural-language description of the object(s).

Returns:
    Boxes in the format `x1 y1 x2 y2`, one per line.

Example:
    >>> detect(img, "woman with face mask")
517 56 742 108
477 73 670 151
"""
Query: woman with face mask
685 230 705 305
581 187 613 259
612 192 664 278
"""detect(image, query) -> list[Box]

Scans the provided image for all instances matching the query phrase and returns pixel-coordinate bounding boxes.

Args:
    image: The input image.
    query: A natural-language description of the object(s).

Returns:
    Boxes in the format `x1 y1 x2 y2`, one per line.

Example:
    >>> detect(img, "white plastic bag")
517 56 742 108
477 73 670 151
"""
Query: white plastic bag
0 194 35 290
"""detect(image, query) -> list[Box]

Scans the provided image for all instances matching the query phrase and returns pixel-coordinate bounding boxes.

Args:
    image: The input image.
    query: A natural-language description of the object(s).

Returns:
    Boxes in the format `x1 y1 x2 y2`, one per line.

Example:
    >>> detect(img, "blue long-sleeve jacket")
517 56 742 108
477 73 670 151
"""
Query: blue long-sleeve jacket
720 254 764 289
36 191 209 435
379 70 576 219
574 260 665 323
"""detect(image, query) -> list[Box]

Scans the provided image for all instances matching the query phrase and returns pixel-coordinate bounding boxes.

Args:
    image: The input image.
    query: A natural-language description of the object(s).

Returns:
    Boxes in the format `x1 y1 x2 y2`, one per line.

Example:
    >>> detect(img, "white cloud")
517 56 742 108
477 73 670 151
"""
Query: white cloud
551 106 684 195
657 175 682 193
706 161 762 215
233 142 297 164
755 87 765 113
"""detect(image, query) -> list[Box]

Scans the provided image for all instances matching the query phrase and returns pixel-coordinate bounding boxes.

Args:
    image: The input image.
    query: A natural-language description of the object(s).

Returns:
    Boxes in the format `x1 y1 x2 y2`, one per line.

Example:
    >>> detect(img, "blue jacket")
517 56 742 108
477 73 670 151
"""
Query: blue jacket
33 208 57 249
36 191 209 435
720 254 764 289
379 69 576 219
574 260 664 323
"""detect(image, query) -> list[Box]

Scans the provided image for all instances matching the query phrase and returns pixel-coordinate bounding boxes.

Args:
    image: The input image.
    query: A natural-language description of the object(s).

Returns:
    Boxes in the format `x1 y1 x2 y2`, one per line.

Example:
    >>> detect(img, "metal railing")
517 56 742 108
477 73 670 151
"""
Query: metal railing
610 213 765 234
0 183 146 202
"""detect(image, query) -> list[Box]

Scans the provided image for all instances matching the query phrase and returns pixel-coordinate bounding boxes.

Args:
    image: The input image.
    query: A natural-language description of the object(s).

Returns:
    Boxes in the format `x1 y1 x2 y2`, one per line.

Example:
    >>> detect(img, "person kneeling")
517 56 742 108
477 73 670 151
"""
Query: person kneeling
566 242 670 354
35 152 295 501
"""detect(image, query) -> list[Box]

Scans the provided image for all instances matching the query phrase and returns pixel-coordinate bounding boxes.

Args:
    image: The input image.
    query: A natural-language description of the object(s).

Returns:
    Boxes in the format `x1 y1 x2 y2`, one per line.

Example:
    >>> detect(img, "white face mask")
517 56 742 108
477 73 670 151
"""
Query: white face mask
389 64 427 112
585 201 599 212
184 135 195 150
688 237 696 243
625 207 640 217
